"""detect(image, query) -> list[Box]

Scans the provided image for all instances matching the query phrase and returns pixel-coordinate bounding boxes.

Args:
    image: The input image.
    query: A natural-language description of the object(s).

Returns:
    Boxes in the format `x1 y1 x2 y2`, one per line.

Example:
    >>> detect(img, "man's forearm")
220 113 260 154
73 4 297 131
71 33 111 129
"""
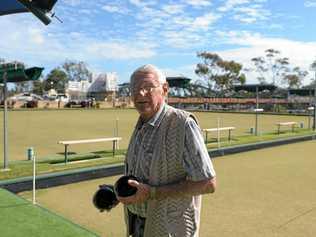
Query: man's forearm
152 177 216 200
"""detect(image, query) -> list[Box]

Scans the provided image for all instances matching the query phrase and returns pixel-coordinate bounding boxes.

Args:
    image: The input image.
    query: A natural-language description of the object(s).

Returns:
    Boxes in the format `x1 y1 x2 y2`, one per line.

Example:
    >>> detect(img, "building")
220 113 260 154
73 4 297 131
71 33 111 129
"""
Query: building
67 72 118 101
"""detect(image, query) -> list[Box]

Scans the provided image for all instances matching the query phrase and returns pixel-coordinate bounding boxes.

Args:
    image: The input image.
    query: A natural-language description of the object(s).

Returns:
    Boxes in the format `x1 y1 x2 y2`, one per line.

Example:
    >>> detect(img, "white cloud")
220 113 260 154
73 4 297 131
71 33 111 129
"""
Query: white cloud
162 64 197 77
214 31 316 84
162 4 185 15
86 42 156 59
184 0 212 7
102 4 129 14
193 12 220 29
171 12 220 31
62 0 83 7
304 1 316 7
232 5 271 23
218 0 250 12
0 15 156 67
129 0 157 7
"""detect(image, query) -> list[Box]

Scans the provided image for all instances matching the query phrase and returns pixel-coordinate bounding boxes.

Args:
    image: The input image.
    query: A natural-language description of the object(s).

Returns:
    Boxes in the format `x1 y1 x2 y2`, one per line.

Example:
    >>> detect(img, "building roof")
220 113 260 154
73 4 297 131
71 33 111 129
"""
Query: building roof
233 84 277 92
288 89 315 96
167 76 191 88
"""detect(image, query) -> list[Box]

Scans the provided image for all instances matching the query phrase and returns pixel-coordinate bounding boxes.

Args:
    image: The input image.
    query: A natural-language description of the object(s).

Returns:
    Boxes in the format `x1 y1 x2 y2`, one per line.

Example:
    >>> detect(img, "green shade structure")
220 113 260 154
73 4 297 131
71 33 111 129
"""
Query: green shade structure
0 0 58 25
233 84 277 93
0 65 44 83
167 76 191 88
1 63 44 170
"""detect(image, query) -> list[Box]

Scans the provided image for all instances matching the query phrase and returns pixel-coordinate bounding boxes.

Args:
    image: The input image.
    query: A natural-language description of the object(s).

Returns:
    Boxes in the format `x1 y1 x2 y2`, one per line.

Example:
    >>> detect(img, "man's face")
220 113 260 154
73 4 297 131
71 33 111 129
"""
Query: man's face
131 71 168 121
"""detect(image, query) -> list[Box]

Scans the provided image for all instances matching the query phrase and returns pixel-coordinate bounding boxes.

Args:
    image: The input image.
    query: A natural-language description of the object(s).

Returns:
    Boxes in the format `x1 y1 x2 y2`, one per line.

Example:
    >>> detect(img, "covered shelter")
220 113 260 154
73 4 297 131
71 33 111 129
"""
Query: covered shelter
0 63 43 170
288 88 315 96
0 0 58 170
167 76 191 88
0 0 58 25
233 84 277 93
288 89 316 130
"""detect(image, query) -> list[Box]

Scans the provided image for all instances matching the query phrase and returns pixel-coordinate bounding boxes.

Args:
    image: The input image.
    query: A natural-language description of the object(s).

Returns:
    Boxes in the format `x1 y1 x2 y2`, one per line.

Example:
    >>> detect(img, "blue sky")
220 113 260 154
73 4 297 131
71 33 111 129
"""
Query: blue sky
1 0 316 85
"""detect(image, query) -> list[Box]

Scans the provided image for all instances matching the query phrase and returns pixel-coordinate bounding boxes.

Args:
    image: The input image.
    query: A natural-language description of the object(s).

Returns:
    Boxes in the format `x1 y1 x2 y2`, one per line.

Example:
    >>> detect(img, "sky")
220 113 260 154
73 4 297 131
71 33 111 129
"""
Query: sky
1 0 316 85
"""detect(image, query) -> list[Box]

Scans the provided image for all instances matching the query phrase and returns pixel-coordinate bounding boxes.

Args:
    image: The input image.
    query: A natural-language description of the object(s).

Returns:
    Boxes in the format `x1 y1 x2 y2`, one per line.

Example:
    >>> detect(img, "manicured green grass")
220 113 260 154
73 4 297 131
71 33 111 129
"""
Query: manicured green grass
0 108 315 180
0 109 312 161
0 188 99 237
205 128 315 149
20 140 316 237
0 151 125 180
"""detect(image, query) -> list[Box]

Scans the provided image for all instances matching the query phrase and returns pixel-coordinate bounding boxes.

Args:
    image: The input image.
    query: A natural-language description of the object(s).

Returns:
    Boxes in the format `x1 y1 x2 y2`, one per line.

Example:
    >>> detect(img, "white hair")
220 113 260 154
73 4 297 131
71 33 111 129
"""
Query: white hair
130 64 166 86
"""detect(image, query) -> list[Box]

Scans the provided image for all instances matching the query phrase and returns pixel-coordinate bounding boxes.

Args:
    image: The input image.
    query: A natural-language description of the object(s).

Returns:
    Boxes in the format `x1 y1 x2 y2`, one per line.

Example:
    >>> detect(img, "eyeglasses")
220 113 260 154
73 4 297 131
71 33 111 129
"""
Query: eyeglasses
132 85 161 95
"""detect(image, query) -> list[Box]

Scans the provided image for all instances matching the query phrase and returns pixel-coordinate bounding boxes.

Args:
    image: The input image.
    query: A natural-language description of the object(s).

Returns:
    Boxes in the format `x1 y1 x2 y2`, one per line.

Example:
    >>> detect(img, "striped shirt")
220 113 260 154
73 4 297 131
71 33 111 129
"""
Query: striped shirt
126 104 216 217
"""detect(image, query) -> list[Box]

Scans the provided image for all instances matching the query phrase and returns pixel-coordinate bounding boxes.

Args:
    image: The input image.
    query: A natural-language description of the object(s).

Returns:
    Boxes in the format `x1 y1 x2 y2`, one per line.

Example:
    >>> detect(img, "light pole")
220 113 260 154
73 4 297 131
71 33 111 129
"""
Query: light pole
254 86 264 136
2 70 9 170
313 72 316 131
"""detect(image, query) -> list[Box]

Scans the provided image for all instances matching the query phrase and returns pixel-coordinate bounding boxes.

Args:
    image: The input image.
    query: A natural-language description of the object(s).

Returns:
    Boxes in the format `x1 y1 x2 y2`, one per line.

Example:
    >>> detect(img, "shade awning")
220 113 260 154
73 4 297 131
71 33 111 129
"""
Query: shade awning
0 0 28 15
233 84 277 93
0 0 58 25
0 64 44 83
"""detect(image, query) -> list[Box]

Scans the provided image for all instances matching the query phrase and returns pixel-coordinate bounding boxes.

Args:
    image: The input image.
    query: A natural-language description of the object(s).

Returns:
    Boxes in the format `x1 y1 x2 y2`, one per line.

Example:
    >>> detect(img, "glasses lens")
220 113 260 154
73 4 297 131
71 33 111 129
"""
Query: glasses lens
133 85 158 95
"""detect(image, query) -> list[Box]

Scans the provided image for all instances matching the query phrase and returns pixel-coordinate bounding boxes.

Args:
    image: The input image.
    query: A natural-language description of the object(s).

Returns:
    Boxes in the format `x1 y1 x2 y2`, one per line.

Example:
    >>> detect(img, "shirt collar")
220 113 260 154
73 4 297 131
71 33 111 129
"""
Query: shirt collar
147 102 166 127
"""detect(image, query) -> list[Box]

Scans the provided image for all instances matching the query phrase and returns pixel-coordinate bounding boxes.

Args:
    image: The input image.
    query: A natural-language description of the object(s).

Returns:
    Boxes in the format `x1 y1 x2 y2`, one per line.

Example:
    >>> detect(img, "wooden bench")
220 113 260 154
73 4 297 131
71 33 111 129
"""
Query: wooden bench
276 122 298 134
58 137 122 163
203 127 236 143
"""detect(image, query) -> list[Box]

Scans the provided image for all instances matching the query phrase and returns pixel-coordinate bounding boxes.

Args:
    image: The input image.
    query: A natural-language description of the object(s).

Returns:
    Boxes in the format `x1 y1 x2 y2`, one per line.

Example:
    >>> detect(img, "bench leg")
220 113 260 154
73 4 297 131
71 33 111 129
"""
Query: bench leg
64 145 69 163
277 125 280 134
228 130 231 141
205 132 208 144
112 141 115 157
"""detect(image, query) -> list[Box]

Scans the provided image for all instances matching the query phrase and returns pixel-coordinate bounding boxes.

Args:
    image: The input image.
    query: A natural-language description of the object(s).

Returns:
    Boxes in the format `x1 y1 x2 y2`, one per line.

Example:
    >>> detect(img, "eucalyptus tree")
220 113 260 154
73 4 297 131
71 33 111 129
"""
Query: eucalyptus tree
282 67 308 89
251 49 289 85
195 52 246 91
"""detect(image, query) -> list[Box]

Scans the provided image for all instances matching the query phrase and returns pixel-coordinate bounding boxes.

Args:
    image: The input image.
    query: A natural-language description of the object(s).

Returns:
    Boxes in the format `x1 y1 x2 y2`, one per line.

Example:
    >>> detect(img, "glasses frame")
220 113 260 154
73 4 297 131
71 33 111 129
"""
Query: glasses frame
132 84 161 96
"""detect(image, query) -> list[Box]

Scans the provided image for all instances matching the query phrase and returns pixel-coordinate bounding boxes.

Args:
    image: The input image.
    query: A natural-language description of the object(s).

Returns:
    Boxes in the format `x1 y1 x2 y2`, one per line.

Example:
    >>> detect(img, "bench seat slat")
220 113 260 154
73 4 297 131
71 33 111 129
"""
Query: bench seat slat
276 122 298 126
58 137 122 145
203 127 236 132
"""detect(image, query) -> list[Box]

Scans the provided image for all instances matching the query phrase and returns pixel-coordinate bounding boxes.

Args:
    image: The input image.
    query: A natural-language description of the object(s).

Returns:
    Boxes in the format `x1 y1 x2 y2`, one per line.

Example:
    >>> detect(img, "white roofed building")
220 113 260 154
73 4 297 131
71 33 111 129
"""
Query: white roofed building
66 72 118 101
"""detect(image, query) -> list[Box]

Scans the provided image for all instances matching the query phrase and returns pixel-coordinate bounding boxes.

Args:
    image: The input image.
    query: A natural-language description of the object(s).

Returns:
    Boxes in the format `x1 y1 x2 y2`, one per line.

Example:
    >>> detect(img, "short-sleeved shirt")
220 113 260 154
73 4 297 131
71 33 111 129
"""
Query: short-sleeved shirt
126 104 216 217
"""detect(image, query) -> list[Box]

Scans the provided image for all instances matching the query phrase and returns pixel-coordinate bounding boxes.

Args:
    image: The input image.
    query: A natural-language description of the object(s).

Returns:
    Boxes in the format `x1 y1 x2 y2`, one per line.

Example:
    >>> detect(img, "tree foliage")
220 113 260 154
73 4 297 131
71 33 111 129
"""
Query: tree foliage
282 67 308 89
32 77 44 95
44 68 68 93
62 60 92 82
283 67 308 89
310 59 316 81
195 52 246 91
251 49 289 85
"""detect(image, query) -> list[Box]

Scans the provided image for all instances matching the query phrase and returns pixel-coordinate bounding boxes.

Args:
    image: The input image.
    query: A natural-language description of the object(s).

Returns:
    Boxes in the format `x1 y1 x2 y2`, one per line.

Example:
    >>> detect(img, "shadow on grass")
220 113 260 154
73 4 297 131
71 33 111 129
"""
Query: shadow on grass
0 203 31 209
56 152 77 156
49 154 103 164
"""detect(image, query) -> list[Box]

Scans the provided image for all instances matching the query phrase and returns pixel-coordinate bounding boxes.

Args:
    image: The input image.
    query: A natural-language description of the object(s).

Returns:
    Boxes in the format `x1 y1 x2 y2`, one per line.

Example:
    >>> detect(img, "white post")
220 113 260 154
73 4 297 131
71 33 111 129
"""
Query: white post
32 154 36 205
217 117 221 149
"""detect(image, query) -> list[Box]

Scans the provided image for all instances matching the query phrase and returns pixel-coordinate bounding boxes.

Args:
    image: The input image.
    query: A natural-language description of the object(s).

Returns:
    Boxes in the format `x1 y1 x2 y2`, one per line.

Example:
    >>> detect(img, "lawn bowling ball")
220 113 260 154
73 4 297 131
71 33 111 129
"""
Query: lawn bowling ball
93 184 119 212
114 175 139 197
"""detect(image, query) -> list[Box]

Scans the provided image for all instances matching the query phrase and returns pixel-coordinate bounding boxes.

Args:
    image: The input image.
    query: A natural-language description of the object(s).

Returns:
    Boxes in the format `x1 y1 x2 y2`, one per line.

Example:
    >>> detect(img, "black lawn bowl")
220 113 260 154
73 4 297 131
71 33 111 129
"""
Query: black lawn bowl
93 184 118 212
114 175 139 197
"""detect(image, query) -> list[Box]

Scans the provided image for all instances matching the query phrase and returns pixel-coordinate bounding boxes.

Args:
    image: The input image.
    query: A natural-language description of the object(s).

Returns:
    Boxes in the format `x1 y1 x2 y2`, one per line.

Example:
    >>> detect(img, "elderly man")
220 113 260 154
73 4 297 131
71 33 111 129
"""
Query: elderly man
118 64 216 237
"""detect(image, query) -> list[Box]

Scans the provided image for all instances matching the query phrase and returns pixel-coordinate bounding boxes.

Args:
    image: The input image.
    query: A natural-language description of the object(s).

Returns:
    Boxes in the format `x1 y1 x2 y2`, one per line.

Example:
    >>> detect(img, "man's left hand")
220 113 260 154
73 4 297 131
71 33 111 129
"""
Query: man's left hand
117 180 150 205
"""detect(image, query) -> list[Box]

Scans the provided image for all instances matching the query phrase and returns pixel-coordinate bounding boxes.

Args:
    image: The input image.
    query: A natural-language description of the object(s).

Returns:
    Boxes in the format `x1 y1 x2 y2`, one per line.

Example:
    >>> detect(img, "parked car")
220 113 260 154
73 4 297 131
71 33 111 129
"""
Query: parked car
9 93 43 102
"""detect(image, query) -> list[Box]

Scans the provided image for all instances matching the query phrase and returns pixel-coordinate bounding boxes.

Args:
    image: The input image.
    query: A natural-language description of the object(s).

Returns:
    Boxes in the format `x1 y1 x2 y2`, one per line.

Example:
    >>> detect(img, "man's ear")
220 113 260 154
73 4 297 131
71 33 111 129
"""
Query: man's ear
162 82 169 96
